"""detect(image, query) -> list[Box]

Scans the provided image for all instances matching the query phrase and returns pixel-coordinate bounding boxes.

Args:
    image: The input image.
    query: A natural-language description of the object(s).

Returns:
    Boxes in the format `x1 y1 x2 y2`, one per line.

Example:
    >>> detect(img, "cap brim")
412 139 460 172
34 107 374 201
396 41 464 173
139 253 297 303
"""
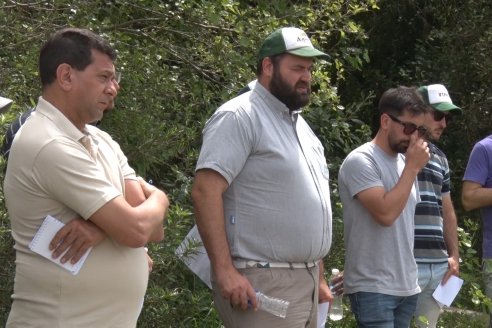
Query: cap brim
433 102 463 115
287 47 329 59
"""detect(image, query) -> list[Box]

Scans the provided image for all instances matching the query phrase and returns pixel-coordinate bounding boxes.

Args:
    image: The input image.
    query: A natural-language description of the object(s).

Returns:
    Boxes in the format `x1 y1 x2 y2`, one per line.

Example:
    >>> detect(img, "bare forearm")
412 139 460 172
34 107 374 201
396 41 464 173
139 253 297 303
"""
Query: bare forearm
462 184 492 211
379 167 419 224
90 189 167 247
191 169 234 272
443 195 459 260
193 195 233 271
367 135 429 226
444 222 459 260
358 166 419 226
133 188 168 243
125 179 166 243
137 190 168 236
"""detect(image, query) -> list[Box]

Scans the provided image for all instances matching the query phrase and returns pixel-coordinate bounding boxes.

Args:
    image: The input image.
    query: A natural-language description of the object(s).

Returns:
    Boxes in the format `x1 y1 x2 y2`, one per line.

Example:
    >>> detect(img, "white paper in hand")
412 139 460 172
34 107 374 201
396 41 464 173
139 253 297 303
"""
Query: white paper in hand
29 215 92 275
432 275 463 308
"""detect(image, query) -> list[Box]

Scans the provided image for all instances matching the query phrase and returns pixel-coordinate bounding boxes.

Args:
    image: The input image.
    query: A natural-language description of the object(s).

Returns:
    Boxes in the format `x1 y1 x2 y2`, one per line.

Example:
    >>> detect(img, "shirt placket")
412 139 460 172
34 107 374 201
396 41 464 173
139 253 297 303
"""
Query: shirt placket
292 112 330 259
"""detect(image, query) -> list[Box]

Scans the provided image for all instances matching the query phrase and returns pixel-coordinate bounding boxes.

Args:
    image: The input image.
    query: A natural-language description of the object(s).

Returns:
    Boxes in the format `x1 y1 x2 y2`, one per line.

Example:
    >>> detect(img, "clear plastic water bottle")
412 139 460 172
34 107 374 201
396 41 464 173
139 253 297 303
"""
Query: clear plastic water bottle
255 291 290 318
329 268 343 321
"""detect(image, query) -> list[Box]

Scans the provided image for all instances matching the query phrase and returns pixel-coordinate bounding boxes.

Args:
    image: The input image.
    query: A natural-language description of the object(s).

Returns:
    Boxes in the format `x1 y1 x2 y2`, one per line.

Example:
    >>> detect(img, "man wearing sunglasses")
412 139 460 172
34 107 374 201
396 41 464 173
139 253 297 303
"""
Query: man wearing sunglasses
412 84 462 327
339 86 430 327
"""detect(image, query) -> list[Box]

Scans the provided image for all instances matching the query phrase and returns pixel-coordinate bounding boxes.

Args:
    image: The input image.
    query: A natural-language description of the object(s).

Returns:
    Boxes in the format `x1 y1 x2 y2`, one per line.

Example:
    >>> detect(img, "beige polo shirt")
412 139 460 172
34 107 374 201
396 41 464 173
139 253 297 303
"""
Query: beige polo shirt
4 97 148 327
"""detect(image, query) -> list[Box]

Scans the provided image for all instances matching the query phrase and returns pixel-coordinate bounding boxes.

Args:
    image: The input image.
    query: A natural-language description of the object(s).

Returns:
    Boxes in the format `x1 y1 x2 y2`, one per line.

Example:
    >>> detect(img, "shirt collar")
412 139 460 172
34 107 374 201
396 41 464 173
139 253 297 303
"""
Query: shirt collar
253 82 304 117
36 96 87 141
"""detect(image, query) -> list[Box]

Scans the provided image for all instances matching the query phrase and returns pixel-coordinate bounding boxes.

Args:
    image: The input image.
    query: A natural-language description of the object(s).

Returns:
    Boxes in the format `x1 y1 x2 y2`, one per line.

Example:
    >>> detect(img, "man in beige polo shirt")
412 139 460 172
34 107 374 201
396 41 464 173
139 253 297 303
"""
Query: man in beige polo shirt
4 28 168 327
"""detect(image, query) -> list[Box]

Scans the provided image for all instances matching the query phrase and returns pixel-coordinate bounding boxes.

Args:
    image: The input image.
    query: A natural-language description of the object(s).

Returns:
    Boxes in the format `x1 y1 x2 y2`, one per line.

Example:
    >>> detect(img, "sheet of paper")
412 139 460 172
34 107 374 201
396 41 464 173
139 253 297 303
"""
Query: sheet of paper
29 215 92 275
175 225 212 289
317 302 329 328
432 275 463 307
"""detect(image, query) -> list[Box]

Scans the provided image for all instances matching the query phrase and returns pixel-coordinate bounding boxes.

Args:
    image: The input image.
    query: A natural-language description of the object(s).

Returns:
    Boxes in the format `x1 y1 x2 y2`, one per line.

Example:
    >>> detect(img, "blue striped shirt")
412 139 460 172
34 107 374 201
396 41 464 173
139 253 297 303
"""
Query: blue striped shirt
414 143 450 263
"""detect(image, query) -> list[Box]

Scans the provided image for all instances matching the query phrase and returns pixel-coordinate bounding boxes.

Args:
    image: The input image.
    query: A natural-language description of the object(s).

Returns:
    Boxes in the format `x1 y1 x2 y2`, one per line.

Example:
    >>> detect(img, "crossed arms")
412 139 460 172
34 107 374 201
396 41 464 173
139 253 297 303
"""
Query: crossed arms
50 178 168 264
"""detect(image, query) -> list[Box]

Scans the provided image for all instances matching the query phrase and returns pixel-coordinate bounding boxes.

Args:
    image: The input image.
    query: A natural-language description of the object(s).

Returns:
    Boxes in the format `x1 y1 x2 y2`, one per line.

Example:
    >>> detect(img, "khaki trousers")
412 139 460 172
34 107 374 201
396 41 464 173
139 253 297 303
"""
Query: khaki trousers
212 265 319 328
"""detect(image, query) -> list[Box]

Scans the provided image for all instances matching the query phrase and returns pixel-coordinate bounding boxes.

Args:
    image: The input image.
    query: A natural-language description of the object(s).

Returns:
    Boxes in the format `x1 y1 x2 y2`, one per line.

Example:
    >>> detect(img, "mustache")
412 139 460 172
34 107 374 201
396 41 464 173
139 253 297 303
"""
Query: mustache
295 81 310 89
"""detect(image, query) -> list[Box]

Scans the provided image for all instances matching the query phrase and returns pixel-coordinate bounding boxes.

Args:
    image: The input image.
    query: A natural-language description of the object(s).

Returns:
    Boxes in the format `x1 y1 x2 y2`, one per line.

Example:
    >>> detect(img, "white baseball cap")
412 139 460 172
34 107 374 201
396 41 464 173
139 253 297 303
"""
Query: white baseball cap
417 84 462 114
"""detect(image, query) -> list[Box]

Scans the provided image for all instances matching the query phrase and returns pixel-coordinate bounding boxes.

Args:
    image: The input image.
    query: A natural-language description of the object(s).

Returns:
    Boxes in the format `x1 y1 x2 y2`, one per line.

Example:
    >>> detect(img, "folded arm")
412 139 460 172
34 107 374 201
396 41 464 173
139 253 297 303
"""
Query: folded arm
125 178 165 242
51 178 168 263
89 178 168 247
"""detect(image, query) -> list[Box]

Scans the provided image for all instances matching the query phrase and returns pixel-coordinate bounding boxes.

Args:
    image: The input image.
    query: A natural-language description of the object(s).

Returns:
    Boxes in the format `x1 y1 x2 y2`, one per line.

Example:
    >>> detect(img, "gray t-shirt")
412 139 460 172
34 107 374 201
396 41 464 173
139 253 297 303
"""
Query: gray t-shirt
338 142 420 296
196 83 332 263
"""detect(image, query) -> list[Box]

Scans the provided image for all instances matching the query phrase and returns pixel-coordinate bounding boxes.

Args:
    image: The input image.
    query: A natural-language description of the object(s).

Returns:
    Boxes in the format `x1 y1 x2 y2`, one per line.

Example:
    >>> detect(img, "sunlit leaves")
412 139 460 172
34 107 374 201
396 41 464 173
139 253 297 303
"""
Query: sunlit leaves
0 1 378 325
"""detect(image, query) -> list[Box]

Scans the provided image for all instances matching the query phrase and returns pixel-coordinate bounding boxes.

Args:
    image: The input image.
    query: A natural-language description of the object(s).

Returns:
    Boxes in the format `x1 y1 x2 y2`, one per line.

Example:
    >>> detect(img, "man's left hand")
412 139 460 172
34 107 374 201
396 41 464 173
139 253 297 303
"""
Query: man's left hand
442 256 460 285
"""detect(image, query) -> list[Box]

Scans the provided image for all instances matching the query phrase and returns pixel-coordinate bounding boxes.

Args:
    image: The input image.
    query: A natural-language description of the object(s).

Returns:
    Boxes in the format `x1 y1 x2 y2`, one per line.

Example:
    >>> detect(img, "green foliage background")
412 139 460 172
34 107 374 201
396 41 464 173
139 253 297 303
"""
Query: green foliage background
0 0 491 327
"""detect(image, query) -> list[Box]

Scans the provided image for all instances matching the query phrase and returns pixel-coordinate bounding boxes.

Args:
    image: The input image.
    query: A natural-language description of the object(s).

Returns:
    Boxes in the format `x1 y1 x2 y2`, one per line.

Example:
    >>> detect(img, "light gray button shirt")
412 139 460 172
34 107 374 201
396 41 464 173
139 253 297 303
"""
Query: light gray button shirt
196 82 332 263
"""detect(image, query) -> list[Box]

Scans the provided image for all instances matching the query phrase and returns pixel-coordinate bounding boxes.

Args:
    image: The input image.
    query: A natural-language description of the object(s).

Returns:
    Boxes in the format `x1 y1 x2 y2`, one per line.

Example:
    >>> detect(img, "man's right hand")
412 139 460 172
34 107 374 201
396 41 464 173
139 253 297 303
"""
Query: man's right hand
405 134 430 171
215 265 257 311
49 217 106 264
331 271 344 296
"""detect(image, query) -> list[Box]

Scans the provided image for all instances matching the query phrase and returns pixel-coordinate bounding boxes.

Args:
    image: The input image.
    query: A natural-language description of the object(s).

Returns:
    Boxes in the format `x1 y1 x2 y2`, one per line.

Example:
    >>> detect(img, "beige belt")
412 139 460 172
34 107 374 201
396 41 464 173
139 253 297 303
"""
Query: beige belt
233 259 318 269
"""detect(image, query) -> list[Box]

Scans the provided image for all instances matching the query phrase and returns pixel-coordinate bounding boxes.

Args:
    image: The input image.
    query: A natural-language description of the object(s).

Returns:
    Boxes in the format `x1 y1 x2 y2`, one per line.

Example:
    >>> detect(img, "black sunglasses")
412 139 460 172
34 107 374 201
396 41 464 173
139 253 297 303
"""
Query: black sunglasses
387 113 427 137
433 111 452 123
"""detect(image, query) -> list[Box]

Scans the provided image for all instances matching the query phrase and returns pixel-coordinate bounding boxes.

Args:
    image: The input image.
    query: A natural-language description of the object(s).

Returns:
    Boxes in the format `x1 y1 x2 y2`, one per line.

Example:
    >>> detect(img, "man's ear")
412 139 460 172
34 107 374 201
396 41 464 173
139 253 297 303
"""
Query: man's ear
56 63 73 91
380 113 390 131
262 57 274 78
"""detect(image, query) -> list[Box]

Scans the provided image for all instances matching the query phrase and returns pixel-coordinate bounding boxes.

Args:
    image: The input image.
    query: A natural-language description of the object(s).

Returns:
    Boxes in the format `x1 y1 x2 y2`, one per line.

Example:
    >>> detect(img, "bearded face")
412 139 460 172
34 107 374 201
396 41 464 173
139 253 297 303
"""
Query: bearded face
268 55 313 111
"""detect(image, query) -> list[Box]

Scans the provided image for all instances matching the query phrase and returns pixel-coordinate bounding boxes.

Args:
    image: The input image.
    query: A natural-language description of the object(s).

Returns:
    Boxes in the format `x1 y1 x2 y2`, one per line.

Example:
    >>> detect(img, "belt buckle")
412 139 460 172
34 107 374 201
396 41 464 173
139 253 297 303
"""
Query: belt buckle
256 262 271 268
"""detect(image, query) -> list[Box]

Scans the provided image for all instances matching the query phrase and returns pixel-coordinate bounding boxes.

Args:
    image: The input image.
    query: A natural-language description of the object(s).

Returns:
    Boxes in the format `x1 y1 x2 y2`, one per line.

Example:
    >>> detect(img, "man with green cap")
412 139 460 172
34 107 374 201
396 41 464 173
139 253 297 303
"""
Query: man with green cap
192 27 333 327
413 84 461 327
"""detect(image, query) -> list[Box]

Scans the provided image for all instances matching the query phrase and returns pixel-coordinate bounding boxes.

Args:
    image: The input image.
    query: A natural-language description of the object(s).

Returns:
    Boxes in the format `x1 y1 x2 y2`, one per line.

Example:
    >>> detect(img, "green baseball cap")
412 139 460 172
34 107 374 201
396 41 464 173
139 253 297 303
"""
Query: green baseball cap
258 27 329 61
417 84 462 114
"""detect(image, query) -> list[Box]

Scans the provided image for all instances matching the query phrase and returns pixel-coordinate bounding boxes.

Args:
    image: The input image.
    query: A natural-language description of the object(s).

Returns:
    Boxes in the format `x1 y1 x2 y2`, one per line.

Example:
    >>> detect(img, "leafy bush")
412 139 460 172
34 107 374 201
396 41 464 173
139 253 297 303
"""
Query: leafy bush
2 0 490 326
0 0 377 326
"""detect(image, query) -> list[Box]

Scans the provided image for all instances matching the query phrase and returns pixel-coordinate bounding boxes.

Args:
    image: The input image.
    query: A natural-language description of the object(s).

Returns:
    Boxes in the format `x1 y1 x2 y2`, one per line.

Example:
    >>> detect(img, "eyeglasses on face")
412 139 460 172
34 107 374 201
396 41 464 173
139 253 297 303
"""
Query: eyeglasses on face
114 71 121 84
98 71 121 86
387 113 427 137
432 110 451 123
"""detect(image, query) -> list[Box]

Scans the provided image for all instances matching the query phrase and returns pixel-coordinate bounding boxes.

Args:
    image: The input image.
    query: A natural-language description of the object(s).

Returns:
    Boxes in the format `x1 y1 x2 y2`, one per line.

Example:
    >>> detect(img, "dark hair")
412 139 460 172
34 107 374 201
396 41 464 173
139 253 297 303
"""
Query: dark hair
378 86 428 117
39 28 117 87
255 53 287 76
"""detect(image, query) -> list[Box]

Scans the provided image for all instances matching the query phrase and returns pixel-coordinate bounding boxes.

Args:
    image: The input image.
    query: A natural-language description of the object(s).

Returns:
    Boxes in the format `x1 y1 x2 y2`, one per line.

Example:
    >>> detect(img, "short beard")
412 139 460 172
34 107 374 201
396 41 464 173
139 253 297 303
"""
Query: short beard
389 138 409 154
269 65 310 111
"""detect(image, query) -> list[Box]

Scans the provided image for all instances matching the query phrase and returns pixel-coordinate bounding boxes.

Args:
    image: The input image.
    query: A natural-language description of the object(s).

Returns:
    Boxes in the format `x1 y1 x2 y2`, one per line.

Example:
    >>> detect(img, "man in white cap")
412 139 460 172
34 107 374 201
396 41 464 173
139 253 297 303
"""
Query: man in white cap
413 84 461 327
192 27 333 327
